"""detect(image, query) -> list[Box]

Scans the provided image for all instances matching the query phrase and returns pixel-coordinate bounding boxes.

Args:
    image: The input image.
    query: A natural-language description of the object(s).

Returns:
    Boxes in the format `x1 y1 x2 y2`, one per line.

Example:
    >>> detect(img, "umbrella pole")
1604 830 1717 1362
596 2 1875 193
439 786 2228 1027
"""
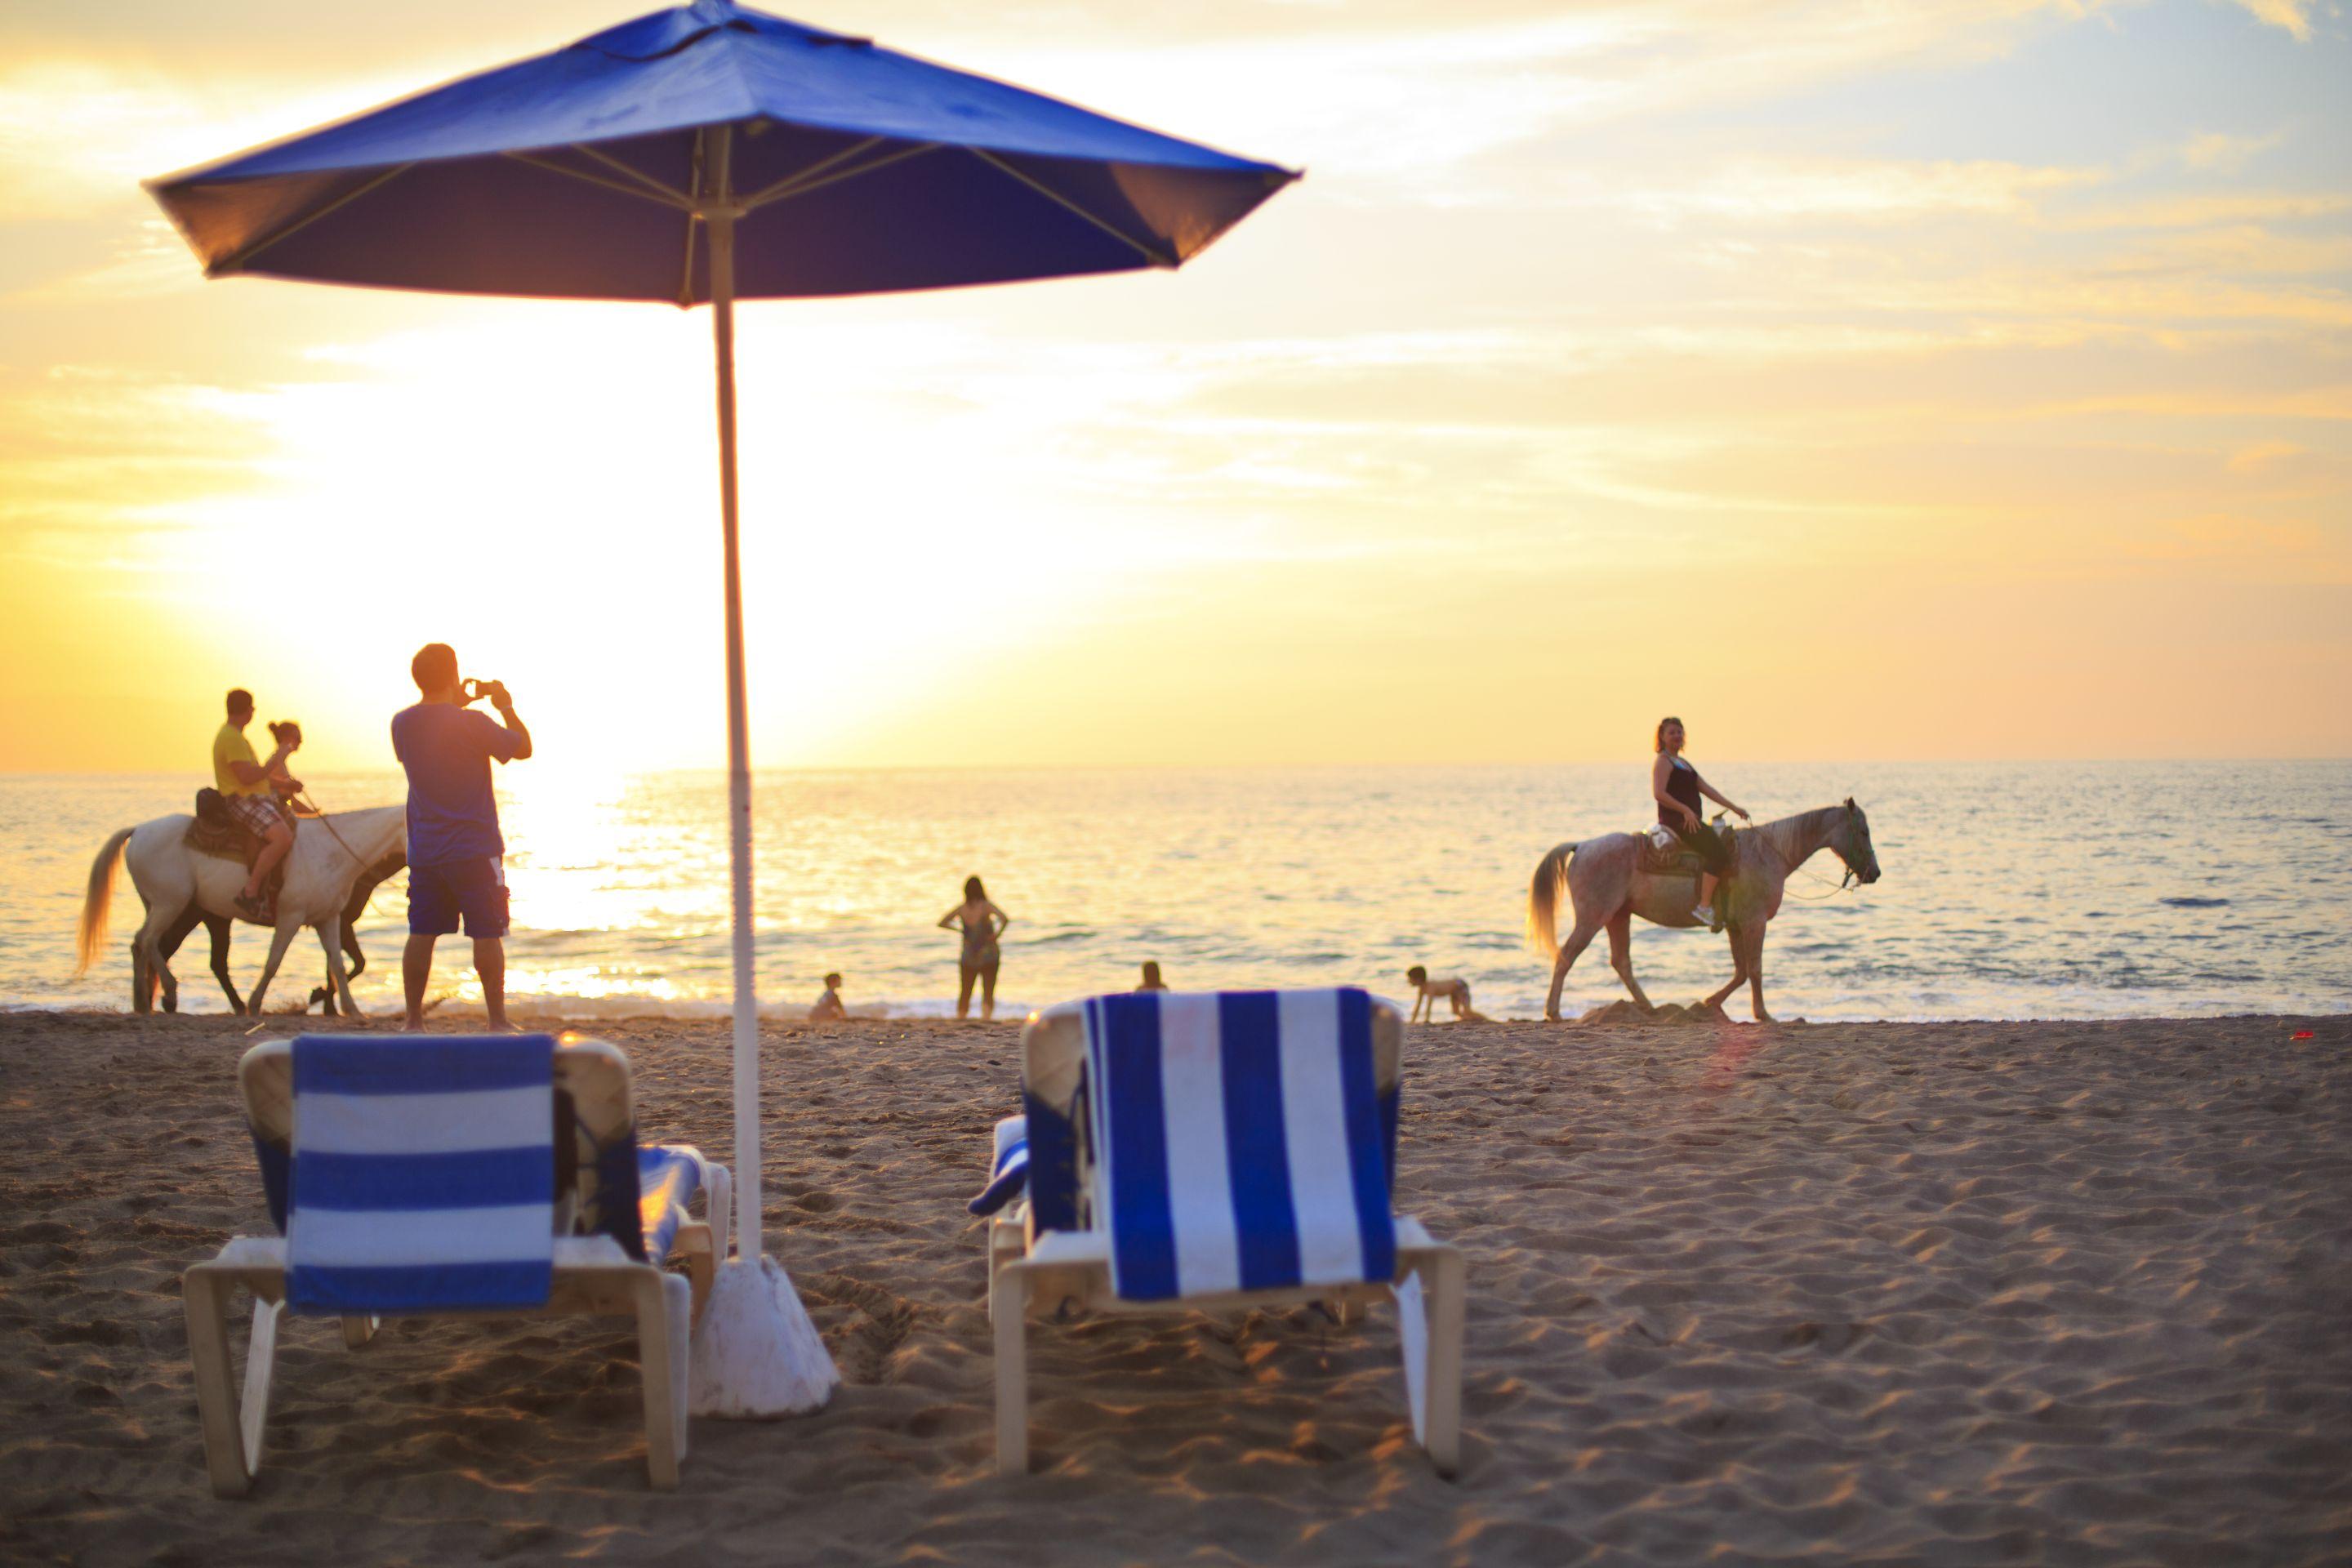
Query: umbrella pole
708 131 762 1261
688 124 838 1418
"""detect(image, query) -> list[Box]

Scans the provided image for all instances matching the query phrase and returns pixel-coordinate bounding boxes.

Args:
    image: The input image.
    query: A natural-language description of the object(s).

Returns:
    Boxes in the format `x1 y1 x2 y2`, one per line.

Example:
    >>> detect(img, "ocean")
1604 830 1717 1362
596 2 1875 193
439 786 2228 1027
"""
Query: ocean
4 761 2345 1022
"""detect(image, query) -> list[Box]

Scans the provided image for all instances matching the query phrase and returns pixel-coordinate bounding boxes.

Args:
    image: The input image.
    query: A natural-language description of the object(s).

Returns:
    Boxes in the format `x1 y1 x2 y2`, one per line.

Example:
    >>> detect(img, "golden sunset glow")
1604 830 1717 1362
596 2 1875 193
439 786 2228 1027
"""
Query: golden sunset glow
2 0 2346 773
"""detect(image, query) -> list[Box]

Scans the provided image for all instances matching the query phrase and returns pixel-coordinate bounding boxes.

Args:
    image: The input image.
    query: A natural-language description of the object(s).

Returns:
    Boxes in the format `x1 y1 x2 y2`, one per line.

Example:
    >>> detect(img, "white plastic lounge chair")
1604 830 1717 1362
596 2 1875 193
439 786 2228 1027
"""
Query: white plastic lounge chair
184 1033 731 1497
980 988 1464 1477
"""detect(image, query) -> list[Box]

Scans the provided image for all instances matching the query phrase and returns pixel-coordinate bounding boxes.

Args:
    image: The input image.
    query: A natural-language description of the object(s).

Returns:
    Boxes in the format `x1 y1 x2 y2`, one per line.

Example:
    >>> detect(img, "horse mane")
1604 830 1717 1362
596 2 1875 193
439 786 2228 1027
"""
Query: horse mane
1757 804 1848 867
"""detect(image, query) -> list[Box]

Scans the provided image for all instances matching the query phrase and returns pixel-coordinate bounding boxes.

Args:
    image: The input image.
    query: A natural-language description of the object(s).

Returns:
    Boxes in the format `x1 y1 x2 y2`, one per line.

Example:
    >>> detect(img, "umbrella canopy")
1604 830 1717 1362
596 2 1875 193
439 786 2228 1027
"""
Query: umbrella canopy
149 0 1294 300
148 0 1296 1416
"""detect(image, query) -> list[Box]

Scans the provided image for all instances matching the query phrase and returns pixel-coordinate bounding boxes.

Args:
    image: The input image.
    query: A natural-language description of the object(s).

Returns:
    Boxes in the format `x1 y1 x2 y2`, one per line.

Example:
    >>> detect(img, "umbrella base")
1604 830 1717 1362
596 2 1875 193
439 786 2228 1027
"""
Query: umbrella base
689 1254 839 1418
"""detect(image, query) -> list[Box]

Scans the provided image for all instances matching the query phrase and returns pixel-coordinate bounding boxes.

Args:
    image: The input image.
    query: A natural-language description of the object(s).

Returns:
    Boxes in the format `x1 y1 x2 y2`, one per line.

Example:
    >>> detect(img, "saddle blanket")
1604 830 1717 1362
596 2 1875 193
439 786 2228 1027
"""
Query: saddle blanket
183 789 292 915
1637 825 1738 879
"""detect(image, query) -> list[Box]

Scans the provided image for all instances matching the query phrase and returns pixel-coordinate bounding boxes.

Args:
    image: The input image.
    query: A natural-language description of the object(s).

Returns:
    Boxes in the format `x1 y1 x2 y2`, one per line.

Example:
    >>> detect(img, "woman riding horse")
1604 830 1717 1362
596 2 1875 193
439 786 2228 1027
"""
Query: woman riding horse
1652 716 1748 929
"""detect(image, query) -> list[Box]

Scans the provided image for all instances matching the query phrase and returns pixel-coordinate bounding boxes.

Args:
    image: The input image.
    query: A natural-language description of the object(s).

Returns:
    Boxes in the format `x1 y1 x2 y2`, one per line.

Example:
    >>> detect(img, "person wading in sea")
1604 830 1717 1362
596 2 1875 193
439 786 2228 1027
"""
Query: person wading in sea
938 875 1010 1021
1653 715 1749 930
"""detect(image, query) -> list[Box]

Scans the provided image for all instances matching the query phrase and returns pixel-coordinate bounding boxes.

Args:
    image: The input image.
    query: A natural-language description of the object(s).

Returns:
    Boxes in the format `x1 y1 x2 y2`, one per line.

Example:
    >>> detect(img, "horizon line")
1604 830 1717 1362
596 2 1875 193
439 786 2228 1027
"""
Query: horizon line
4 754 2346 780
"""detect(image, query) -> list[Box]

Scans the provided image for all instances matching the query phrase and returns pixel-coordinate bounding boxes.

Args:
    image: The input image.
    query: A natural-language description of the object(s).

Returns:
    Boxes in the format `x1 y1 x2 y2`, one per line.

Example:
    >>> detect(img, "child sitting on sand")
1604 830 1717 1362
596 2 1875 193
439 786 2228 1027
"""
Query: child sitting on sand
808 972 847 1022
1405 965 1489 1023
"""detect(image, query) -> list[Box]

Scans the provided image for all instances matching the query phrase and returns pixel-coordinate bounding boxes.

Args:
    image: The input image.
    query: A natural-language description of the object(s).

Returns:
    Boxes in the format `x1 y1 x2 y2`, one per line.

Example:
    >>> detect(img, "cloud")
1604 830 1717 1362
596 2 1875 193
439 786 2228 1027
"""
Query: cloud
2226 439 2305 471
2179 130 2283 172
2225 1 2316 40
951 2 2082 200
2052 190 2352 229
1615 158 2103 224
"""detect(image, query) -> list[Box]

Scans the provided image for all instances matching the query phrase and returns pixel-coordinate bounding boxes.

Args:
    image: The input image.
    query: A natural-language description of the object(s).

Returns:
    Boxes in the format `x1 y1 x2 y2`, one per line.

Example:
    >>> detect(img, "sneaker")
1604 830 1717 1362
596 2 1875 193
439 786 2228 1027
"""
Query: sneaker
1690 903 1715 928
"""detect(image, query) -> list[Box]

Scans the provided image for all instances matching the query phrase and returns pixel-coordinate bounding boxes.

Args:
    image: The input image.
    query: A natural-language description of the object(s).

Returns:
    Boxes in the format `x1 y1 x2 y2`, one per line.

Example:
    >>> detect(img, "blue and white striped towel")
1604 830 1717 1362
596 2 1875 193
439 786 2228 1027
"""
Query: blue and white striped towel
286 1035 555 1315
1083 989 1396 1302
968 1116 1029 1216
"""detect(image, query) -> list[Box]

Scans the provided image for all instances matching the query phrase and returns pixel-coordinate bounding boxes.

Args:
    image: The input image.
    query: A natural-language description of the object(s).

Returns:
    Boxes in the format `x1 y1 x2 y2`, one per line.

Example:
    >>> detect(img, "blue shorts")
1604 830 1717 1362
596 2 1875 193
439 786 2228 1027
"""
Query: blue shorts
408 856 508 938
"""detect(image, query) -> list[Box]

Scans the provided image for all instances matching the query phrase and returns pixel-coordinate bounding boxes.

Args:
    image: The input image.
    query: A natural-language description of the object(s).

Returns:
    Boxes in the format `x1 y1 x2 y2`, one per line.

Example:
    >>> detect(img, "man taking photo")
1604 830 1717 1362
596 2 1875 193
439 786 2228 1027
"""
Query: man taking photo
391 643 531 1030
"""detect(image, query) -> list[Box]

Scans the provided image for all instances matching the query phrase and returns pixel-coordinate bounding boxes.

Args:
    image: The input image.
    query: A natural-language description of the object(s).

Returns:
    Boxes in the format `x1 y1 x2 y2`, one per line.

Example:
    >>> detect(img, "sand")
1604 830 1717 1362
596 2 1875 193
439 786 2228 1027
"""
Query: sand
1 1008 2347 1566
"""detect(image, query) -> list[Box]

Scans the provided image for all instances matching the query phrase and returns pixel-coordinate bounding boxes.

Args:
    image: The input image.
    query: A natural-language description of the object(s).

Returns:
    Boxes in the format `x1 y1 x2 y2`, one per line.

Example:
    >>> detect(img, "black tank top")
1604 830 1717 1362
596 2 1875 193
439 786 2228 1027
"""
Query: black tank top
1661 758 1704 826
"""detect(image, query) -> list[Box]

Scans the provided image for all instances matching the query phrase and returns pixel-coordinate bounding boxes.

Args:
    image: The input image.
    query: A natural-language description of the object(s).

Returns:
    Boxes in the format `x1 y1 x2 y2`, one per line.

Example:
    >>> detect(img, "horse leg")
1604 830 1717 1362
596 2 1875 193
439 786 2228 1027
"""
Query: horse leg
136 904 185 1018
1544 916 1605 1021
1704 934 1748 1016
150 902 203 1013
1745 922 1774 1023
246 922 301 1018
208 915 246 1016
1605 911 1655 1013
316 914 363 1022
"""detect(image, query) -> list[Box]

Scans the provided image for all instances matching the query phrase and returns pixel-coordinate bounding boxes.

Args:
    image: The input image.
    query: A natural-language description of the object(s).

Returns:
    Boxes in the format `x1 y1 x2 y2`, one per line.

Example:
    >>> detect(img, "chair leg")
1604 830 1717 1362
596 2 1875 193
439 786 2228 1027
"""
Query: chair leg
991 1262 1029 1476
987 1220 1023 1323
340 1315 379 1350
632 1270 684 1489
1417 1248 1466 1478
185 1269 256 1499
240 1295 283 1478
706 1163 733 1263
681 1227 716 1325
662 1272 693 1462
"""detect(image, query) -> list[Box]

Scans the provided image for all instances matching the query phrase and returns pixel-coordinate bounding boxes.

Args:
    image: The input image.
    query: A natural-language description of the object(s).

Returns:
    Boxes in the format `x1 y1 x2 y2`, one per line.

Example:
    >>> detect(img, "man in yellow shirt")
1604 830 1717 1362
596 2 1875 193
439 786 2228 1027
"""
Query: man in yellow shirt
211 688 301 920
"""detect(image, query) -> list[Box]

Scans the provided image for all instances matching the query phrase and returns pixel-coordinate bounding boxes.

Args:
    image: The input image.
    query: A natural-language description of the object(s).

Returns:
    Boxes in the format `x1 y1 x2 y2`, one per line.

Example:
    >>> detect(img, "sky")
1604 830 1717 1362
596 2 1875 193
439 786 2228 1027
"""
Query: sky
1 0 2346 773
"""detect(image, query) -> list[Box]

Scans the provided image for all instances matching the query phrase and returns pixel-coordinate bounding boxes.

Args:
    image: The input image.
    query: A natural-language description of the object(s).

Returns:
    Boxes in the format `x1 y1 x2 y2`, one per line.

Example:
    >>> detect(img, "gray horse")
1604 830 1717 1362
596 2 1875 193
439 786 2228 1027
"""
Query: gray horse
1527 800 1881 1022
140 852 406 1016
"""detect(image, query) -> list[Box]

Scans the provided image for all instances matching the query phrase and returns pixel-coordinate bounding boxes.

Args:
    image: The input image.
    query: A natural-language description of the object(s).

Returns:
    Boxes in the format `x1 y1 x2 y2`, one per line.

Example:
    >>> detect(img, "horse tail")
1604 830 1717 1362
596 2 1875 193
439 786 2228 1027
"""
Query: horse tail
76 827 135 976
1526 842 1576 958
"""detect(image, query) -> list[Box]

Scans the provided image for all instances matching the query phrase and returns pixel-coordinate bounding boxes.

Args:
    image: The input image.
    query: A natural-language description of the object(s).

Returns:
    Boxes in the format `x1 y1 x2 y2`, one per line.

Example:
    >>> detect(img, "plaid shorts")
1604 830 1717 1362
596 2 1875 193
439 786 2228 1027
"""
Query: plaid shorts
226 793 288 839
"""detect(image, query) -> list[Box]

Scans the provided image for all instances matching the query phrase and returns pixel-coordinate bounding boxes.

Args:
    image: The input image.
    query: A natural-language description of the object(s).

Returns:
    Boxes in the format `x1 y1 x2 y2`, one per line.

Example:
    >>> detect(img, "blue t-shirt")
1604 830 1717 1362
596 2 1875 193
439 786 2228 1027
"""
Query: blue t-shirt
390 703 523 866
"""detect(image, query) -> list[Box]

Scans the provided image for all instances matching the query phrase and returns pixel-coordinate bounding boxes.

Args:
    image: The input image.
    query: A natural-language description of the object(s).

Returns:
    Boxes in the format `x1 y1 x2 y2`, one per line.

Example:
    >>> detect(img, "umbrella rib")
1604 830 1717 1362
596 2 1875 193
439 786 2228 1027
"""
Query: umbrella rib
739 140 942 212
209 163 416 276
508 149 696 210
965 149 1174 268
496 149 682 207
677 207 702 306
571 142 697 207
677 127 708 308
735 135 884 207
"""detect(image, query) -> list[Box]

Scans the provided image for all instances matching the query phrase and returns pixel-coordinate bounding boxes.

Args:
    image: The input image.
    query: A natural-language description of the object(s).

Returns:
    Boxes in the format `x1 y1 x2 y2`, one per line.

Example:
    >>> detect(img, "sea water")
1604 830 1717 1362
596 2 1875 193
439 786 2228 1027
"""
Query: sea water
2 761 2345 1022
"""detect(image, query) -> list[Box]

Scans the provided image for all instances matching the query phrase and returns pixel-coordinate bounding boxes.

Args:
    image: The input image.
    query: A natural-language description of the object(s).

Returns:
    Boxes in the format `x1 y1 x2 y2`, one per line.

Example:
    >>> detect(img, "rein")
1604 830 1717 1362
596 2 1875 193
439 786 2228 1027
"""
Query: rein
1748 811 1862 901
295 792 373 873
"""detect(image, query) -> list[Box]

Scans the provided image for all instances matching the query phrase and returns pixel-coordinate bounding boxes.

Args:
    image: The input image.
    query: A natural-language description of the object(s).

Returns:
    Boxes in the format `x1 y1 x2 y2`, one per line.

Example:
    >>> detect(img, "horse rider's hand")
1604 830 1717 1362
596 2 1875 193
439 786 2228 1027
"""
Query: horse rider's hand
1733 805 1751 821
283 775 304 794
1682 806 1702 830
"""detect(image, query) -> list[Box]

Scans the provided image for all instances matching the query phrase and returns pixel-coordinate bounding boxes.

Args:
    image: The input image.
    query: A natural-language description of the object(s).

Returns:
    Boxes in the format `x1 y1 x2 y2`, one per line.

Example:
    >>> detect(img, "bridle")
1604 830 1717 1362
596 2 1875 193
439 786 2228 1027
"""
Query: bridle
1761 804 1870 900
294 791 372 873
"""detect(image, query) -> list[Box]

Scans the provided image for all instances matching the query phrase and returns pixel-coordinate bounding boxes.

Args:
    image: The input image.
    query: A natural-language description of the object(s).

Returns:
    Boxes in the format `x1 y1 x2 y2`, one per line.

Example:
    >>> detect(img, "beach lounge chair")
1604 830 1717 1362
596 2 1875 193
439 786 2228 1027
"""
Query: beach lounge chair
980 987 1464 1477
184 1033 731 1496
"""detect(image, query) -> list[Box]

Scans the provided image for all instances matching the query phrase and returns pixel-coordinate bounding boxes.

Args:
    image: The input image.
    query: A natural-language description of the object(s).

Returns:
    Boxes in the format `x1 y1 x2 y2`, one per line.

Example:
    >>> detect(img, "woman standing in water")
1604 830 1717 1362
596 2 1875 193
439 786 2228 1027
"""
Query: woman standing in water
938 875 1011 1020
1653 716 1749 929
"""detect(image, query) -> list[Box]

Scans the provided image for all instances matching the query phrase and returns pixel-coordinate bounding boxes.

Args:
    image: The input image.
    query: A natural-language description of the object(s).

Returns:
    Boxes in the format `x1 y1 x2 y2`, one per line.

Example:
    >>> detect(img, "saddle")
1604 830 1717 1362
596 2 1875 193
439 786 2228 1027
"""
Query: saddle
1636 821 1741 880
186 789 292 918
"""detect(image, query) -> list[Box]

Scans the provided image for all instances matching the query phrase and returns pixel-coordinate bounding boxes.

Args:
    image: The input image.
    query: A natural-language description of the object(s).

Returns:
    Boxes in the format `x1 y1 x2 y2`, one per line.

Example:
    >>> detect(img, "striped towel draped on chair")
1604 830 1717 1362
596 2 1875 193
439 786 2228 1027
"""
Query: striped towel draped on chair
286 1034 556 1314
1083 988 1396 1302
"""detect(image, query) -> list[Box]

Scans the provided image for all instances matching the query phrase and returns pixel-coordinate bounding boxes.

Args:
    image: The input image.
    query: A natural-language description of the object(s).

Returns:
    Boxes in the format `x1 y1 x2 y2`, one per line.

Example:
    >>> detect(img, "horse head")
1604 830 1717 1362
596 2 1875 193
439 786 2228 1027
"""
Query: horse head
1834 797 1881 884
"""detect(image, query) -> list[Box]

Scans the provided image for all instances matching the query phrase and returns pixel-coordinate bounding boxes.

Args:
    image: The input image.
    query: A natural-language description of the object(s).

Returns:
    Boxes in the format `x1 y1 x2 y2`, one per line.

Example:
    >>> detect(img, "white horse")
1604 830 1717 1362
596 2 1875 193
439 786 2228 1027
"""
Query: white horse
77 806 406 1018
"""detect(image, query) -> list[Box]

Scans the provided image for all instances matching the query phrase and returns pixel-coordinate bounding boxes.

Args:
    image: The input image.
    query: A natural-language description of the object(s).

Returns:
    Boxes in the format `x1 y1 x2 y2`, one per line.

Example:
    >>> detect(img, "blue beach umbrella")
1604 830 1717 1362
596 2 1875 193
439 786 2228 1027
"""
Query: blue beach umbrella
148 0 1295 1415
